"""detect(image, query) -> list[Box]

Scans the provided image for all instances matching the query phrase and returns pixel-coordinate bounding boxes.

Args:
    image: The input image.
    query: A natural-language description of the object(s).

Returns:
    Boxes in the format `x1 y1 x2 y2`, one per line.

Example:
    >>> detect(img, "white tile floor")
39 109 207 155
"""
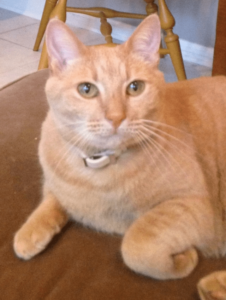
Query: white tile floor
0 7 212 89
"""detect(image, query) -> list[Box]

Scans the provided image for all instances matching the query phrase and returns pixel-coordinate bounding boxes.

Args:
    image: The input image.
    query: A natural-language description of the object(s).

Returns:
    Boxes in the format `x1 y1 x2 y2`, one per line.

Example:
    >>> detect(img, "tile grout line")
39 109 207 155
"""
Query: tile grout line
0 21 38 36
0 58 40 75
0 36 41 51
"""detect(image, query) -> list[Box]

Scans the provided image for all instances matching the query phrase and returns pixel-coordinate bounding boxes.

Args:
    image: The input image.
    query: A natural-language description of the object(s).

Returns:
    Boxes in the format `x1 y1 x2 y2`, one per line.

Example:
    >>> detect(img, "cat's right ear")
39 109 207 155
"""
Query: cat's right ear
46 19 86 75
122 14 161 65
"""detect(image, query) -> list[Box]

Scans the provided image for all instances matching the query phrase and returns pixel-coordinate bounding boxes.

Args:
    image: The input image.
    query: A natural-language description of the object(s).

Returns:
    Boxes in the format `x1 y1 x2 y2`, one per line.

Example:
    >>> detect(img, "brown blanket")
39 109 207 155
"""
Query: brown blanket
1 69 226 300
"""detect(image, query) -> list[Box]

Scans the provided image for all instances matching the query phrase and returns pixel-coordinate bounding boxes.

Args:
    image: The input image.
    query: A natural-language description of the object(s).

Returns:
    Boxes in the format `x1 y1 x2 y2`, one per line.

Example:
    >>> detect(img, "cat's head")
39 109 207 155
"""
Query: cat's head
45 15 164 153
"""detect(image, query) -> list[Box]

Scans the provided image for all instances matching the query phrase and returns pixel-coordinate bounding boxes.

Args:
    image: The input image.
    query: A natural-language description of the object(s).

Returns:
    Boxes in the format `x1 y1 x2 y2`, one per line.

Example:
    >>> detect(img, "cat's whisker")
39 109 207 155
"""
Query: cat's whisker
133 132 156 165
143 127 194 177
141 122 213 177
134 131 174 188
47 120 85 133
141 119 192 137
77 132 96 155
135 133 165 173
140 122 194 152
138 129 179 175
49 128 89 181
138 125 193 181
132 119 199 165
139 122 202 170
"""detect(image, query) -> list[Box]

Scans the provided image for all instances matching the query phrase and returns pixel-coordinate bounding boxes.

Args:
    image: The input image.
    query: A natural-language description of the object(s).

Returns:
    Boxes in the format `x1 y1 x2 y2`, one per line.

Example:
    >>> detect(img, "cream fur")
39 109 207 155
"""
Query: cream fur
13 15 226 285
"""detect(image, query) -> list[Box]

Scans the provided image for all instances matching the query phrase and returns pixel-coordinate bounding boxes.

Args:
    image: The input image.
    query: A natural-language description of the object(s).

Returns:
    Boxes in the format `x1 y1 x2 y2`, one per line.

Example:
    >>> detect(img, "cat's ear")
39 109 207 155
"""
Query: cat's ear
123 14 161 64
46 19 86 74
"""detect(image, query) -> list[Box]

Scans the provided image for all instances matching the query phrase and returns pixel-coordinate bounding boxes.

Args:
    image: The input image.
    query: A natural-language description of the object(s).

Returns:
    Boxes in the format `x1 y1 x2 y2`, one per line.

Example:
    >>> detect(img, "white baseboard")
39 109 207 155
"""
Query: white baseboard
179 40 213 68
0 3 213 68
0 1 45 20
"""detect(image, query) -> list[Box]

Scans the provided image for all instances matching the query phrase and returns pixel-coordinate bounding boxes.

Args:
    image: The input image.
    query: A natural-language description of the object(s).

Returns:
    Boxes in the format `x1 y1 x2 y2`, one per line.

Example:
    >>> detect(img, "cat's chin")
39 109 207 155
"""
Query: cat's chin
88 136 137 154
91 140 125 153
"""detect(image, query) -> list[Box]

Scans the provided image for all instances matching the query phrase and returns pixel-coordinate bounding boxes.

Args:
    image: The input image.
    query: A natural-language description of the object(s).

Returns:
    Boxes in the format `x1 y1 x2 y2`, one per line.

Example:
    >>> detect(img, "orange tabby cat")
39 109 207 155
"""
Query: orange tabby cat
13 14 226 299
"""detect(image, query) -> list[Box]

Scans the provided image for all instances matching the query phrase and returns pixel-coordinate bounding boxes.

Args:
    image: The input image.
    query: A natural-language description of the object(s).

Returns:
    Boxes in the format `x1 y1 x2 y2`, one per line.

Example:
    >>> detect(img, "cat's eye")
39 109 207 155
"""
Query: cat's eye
77 83 99 99
126 81 145 97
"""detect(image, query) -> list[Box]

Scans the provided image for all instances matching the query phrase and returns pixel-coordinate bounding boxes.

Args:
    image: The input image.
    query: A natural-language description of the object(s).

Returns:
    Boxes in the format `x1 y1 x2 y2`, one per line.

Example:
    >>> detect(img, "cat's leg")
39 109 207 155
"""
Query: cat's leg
14 191 68 260
121 198 215 280
197 271 226 300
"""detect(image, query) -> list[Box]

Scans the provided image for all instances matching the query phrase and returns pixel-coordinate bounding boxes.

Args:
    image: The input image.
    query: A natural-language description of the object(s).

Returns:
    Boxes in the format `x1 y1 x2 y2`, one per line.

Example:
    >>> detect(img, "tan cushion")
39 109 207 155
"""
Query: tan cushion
0 69 226 299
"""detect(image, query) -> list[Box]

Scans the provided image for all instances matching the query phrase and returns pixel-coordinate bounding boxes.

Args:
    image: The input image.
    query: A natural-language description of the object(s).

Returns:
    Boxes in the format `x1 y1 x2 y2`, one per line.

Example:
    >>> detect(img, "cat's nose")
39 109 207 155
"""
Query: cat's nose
106 111 126 130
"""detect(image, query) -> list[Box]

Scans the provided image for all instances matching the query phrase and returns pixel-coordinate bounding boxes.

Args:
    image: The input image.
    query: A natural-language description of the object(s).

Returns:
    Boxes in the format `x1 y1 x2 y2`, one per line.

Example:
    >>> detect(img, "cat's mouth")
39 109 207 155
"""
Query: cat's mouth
90 132 134 151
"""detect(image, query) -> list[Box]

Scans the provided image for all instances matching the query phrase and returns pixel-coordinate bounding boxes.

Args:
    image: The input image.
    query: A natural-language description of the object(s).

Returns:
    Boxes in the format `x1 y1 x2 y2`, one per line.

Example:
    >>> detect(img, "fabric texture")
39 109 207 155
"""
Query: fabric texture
1 69 226 300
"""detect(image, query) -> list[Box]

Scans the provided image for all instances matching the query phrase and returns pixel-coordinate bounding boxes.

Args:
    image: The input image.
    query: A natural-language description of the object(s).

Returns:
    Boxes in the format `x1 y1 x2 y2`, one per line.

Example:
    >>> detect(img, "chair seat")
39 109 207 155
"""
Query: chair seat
0 70 226 299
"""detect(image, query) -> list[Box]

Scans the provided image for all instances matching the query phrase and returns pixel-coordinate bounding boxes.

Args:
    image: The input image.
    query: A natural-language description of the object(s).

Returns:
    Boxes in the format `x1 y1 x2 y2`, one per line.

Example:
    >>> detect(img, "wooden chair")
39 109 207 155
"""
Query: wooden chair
212 0 226 76
34 0 187 80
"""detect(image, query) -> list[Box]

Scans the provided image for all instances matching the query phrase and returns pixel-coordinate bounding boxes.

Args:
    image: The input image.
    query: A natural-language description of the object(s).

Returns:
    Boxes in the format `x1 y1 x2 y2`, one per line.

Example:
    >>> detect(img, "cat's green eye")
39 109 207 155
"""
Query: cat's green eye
126 81 145 97
77 83 99 99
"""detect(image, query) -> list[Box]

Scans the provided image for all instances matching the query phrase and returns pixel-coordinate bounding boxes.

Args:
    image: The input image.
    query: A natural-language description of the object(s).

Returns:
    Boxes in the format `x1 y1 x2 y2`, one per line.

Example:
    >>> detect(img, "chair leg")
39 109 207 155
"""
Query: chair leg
33 0 58 51
38 0 67 70
100 12 113 44
38 42 48 70
158 0 187 80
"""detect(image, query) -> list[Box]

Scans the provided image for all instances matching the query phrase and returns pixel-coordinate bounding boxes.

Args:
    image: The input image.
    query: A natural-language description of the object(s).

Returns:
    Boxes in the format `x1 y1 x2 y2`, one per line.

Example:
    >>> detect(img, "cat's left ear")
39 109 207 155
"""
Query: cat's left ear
123 14 161 64
46 19 86 74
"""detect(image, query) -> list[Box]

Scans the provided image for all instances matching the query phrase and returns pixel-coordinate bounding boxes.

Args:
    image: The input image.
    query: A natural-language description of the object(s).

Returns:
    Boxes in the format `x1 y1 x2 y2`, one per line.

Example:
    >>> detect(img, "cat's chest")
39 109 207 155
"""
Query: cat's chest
45 169 137 234
40 120 208 234
42 148 206 235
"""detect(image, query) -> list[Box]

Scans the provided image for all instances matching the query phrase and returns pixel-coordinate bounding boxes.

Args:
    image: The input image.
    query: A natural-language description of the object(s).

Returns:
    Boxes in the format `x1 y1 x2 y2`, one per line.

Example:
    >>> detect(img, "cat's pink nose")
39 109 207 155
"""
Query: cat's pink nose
106 112 126 130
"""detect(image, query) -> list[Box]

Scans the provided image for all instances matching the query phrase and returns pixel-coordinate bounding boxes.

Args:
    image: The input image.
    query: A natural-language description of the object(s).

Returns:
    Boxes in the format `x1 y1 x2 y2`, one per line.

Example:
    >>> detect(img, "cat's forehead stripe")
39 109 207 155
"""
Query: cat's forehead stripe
93 47 128 81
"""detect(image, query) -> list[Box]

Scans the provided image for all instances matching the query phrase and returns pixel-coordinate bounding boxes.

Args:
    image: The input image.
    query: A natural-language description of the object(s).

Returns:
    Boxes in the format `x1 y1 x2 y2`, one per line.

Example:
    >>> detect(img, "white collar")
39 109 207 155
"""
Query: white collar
80 148 126 169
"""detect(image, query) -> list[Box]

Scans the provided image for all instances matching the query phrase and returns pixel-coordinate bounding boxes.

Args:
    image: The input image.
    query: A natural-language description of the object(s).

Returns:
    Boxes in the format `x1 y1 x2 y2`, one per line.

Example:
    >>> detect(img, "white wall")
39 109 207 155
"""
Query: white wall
0 0 218 67
0 0 45 19
66 0 219 49
166 0 218 48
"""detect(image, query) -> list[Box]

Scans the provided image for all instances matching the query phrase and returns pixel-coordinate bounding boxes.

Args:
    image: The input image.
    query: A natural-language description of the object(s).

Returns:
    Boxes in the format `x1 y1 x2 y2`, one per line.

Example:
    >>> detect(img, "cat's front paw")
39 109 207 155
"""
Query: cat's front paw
122 243 198 279
172 248 198 277
14 219 61 260
197 271 226 300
